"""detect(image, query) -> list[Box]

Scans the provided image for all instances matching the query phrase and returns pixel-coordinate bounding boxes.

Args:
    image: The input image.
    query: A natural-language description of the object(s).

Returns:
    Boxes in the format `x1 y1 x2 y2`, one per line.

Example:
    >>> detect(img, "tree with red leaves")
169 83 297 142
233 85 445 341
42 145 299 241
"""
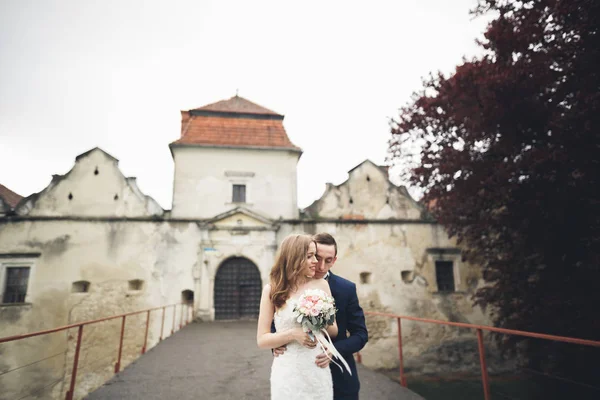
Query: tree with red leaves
390 0 599 385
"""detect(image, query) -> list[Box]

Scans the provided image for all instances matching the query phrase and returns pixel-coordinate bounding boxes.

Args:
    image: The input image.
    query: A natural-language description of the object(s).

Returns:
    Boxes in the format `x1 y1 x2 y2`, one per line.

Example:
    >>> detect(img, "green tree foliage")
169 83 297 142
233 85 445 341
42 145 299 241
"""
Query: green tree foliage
390 0 599 383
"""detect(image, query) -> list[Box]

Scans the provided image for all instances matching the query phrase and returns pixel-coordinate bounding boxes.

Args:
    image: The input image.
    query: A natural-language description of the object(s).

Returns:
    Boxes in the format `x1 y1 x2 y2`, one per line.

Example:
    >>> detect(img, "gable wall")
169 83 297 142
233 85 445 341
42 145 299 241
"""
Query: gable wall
26 150 155 217
305 161 422 220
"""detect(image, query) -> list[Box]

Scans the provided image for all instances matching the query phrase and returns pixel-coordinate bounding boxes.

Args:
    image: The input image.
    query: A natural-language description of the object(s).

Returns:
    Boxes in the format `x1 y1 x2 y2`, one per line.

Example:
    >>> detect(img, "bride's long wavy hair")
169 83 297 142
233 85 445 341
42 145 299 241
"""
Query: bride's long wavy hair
270 234 315 309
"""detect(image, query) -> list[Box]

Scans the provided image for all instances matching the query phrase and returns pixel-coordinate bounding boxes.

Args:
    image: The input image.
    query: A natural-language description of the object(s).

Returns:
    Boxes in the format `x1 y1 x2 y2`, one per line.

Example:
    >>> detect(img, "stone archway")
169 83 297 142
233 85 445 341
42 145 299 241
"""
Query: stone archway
214 257 262 320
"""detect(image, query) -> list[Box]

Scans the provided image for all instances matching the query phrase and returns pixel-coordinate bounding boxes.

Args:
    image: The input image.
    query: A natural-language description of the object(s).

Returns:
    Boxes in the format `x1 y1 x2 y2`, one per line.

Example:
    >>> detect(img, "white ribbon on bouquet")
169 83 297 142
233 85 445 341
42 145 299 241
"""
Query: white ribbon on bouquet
311 329 352 375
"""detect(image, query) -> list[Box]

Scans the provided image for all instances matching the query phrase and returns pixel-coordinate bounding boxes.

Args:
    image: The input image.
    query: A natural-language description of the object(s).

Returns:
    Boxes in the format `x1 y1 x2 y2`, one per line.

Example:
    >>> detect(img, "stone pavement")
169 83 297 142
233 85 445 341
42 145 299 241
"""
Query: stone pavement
86 320 424 400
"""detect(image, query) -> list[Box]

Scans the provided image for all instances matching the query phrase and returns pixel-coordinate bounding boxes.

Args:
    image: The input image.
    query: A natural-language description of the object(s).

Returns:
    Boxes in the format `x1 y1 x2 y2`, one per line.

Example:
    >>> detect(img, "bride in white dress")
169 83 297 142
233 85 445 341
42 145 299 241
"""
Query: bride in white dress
257 234 338 400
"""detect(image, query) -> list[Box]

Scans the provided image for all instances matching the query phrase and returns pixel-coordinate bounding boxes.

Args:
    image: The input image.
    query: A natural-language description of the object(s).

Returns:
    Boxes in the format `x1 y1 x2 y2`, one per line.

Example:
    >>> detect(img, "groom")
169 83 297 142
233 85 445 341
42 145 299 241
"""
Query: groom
274 232 369 400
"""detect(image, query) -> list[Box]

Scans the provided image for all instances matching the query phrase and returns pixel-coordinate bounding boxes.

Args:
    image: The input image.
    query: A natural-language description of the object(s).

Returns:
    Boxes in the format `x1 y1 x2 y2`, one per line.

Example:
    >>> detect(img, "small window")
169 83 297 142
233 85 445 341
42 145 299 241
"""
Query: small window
3 267 30 303
232 184 246 203
72 281 90 293
435 261 455 292
128 279 144 291
359 272 371 284
401 270 414 283
181 290 194 304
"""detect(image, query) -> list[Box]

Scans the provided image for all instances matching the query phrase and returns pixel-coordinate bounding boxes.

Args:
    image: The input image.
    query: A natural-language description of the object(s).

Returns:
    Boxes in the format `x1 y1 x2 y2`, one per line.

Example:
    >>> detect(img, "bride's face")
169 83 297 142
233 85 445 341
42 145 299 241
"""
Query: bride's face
301 242 318 278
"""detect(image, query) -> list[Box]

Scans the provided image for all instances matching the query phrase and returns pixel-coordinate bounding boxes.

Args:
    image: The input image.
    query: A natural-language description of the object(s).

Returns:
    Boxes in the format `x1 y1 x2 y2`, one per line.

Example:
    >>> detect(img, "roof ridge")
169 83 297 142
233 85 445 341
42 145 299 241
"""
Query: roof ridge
192 95 281 116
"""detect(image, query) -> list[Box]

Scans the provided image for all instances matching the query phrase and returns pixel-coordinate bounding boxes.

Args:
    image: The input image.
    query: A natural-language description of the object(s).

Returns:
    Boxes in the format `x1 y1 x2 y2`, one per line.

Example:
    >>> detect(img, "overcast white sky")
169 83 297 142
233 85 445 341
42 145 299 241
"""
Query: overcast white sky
0 0 491 209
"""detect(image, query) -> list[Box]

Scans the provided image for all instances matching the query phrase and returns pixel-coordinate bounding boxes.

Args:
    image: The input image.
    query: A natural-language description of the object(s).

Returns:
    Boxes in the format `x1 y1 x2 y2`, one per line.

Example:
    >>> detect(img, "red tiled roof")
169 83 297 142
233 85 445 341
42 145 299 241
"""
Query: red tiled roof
193 95 280 116
0 183 23 208
172 96 301 151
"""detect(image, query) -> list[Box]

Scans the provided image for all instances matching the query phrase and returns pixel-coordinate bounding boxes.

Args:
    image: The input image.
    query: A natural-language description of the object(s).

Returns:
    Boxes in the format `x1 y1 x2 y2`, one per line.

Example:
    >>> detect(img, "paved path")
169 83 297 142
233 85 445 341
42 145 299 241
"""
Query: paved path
86 321 423 400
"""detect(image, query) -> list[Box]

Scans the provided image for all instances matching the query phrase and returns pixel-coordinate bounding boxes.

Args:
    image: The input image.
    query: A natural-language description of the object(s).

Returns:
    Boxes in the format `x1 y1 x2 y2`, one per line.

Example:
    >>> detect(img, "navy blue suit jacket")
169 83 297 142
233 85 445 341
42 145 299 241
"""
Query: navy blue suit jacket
327 272 368 397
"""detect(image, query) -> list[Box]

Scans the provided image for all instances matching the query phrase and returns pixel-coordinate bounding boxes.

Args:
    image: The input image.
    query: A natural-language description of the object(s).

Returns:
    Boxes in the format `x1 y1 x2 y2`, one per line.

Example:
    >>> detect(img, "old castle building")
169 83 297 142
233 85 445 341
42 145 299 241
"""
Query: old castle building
0 96 489 398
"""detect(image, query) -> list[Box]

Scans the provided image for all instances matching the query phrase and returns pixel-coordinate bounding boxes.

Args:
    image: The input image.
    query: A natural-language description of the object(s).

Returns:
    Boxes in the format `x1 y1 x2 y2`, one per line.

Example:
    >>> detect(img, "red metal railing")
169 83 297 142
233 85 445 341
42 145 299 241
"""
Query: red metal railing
361 311 600 400
0 302 193 400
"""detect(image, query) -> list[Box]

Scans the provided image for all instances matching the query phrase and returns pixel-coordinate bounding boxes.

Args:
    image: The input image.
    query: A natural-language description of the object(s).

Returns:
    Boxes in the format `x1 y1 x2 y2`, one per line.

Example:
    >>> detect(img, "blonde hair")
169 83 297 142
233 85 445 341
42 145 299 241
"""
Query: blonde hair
270 234 315 309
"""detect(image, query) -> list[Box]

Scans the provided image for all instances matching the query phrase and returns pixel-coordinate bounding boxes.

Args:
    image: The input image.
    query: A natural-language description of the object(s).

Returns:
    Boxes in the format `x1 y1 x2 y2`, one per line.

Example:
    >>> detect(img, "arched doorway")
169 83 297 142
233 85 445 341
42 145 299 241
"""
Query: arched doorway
214 257 262 320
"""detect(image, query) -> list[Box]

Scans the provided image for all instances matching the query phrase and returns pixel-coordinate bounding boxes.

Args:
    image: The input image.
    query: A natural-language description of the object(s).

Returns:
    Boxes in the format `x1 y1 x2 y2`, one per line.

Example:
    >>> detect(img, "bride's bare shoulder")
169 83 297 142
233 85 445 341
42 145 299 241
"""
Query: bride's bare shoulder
311 278 331 293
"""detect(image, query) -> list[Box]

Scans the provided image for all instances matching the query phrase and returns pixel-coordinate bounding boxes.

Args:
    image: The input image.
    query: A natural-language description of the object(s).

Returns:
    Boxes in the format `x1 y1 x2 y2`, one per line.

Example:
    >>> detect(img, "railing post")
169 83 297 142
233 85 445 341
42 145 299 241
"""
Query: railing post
397 317 407 387
65 325 84 400
160 306 166 341
179 303 183 329
171 304 176 334
476 329 491 400
115 316 126 373
142 310 151 354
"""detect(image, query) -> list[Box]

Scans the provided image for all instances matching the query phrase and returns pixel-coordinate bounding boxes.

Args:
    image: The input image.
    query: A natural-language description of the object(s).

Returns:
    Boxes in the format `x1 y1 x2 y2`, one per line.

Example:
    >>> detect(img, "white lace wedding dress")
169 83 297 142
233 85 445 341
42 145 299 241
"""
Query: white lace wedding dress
271 300 333 400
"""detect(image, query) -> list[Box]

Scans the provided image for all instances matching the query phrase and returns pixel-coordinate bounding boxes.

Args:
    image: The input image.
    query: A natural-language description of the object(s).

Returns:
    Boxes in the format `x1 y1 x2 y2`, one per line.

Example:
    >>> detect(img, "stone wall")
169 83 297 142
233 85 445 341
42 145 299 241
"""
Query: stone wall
0 218 197 399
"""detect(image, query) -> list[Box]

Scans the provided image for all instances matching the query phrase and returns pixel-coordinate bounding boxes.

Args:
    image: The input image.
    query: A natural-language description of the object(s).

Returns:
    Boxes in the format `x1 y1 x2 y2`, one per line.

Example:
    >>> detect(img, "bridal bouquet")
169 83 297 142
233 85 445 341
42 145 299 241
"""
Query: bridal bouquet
293 288 336 337
292 289 352 375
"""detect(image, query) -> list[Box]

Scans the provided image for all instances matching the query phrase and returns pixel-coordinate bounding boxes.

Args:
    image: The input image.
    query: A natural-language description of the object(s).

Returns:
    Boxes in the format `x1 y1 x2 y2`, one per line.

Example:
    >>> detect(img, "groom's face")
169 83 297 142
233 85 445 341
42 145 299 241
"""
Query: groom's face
314 243 337 279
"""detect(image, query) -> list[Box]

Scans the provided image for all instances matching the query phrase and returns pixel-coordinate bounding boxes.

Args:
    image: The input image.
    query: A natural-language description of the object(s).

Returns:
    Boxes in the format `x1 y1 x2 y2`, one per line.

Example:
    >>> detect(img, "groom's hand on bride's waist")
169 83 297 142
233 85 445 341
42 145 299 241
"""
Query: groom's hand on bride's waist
273 345 287 357
315 351 332 368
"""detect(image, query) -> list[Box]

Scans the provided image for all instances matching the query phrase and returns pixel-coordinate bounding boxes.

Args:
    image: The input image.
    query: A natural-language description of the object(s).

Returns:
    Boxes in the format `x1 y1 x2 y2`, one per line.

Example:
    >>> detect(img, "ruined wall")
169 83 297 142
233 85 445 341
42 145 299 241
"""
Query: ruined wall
19 148 162 218
303 160 423 220
0 218 200 399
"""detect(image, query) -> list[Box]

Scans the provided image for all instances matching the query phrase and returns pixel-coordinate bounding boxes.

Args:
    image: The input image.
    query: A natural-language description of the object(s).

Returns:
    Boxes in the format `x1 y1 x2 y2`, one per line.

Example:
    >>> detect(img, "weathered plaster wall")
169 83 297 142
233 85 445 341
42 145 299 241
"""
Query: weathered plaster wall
0 218 199 399
20 149 162 218
171 146 300 219
303 160 423 220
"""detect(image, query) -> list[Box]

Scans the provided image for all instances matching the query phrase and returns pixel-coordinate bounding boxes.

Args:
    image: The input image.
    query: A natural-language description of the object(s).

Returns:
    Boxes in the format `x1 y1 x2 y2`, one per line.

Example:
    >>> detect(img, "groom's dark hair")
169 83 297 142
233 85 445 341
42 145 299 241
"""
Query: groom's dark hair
313 232 338 256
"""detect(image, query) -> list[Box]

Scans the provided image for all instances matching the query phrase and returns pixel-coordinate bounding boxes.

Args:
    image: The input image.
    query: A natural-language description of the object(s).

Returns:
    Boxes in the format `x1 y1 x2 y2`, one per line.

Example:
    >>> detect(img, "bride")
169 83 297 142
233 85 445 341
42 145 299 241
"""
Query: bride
257 234 338 400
